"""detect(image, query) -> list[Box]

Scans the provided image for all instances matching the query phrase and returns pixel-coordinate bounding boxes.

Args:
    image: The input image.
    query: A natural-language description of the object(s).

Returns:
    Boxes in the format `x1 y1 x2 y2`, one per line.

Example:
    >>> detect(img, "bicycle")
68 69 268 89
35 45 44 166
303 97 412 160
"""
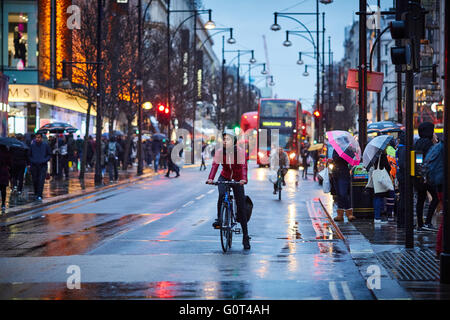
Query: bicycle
211 181 241 253
275 168 284 201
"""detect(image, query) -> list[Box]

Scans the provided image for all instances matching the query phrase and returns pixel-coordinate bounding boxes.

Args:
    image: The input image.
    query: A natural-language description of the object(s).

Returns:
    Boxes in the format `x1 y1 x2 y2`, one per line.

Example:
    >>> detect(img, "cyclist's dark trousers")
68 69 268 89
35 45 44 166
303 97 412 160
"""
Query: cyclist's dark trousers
414 180 439 227
217 175 248 236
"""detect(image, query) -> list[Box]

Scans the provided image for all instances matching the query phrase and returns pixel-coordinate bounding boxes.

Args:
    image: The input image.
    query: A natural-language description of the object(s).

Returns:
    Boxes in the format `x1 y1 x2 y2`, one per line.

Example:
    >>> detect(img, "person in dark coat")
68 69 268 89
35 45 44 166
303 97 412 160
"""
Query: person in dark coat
28 133 52 201
160 141 168 170
165 141 180 178
0 145 12 212
10 134 29 195
144 139 153 167
301 143 310 180
413 122 439 231
151 137 162 172
332 149 356 222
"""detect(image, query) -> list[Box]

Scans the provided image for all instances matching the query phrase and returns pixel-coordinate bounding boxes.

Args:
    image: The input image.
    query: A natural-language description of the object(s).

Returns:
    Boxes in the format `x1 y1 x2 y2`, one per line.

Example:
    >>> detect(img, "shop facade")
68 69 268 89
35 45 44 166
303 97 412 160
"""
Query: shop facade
7 84 96 136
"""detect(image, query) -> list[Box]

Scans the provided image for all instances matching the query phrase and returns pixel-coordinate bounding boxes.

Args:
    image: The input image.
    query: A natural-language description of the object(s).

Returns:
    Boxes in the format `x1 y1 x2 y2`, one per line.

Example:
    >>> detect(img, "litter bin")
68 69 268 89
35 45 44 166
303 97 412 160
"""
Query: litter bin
351 165 374 219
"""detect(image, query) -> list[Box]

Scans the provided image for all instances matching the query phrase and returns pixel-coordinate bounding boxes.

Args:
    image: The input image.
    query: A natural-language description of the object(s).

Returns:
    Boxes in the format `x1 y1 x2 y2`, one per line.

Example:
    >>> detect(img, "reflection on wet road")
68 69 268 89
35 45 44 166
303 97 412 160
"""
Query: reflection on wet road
0 165 374 299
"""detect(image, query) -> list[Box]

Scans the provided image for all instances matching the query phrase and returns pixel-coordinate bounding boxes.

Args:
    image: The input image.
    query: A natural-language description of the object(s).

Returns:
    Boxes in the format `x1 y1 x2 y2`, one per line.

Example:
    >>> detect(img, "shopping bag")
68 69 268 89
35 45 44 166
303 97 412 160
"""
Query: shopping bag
267 169 277 184
245 196 253 222
372 158 394 193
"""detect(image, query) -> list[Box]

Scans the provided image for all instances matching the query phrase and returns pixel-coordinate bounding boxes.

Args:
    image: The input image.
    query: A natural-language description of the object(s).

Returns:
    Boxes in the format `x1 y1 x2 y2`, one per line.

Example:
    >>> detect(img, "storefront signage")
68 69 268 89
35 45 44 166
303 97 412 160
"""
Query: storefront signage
8 85 96 116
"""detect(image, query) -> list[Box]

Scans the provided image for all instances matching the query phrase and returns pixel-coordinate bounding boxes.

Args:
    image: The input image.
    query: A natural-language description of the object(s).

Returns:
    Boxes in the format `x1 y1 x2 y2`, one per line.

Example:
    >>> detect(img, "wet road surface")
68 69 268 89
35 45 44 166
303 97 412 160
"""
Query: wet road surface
0 164 375 299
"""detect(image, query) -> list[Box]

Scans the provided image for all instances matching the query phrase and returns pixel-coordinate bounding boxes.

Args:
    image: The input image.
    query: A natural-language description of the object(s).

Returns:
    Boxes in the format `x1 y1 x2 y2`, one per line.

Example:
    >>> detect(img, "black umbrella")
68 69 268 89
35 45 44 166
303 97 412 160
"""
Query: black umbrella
152 133 166 141
367 121 404 134
0 137 29 150
37 122 78 134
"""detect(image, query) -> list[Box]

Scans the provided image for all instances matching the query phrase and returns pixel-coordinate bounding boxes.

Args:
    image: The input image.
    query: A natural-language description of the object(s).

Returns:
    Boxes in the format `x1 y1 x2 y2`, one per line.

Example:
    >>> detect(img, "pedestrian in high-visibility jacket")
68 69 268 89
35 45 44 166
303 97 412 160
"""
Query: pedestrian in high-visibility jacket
386 141 397 221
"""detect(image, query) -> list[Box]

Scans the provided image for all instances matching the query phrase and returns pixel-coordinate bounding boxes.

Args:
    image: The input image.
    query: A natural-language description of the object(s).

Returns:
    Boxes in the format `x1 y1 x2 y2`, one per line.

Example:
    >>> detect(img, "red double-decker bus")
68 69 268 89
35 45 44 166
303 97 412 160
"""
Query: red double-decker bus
240 111 258 160
256 98 303 168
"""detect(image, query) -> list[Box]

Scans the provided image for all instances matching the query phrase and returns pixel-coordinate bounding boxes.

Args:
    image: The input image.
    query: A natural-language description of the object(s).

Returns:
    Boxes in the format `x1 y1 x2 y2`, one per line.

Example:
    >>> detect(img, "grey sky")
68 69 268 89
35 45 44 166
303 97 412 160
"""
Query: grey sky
202 0 393 111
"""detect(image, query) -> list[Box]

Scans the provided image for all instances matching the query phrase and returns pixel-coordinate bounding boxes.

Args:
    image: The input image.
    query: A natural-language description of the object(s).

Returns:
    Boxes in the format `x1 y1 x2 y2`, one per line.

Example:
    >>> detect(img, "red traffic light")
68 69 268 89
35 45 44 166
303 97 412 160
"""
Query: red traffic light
313 110 321 118
158 105 165 112
164 108 169 114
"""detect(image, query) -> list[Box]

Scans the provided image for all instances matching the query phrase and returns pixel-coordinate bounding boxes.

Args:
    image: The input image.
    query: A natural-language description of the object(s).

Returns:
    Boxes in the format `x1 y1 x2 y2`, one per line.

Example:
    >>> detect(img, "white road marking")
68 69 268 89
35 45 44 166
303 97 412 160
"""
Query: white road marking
182 201 195 208
196 194 205 200
207 190 214 194
341 281 354 300
329 281 340 300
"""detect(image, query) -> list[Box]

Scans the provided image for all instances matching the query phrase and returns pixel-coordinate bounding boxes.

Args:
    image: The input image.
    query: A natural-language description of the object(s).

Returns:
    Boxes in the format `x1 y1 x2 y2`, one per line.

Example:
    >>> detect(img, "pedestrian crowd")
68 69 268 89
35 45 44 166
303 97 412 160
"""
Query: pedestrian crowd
0 131 187 213
322 121 444 258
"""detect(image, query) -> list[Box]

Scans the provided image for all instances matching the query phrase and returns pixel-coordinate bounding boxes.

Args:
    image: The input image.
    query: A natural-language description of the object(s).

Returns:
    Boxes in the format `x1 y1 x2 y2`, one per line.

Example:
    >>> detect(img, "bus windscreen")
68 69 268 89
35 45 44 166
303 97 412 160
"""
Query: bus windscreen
260 100 297 118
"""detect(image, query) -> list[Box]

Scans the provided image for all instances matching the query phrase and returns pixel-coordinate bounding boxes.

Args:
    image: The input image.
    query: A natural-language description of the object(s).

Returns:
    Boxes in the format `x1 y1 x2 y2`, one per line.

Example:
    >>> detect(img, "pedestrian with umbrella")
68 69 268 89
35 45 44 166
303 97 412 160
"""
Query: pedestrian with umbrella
0 144 12 213
363 135 394 223
327 131 361 222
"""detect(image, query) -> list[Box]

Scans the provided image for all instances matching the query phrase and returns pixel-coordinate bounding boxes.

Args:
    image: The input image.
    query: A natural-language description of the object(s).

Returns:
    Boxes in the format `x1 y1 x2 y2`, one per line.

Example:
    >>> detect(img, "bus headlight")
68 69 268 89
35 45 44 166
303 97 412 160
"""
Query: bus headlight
258 152 265 158
289 152 296 159
328 163 334 171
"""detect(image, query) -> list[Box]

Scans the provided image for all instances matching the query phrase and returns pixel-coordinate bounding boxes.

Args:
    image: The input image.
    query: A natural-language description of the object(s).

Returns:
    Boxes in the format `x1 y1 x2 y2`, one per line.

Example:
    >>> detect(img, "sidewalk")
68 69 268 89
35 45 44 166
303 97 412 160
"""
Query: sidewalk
320 198 450 300
1 164 164 220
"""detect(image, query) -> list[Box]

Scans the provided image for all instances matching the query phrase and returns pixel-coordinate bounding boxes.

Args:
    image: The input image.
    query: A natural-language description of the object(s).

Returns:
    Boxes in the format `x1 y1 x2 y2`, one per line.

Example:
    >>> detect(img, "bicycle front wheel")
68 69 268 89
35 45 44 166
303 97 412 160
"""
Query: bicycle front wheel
278 180 282 201
220 203 230 253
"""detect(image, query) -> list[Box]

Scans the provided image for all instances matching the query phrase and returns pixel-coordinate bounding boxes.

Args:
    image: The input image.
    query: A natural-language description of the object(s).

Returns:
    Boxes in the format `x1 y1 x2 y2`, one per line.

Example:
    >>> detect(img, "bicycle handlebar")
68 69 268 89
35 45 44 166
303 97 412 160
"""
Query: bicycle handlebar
209 181 243 186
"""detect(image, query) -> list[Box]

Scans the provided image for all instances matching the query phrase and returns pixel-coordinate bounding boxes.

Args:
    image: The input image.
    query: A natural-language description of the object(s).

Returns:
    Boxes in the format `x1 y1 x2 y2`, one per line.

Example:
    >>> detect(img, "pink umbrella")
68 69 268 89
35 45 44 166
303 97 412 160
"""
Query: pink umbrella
327 130 361 166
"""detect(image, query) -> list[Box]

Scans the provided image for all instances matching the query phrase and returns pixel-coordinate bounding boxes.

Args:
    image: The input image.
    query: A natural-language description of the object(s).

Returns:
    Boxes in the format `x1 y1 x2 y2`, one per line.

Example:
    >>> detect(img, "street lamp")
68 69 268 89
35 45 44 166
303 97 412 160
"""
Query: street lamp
297 52 304 65
204 10 216 30
269 76 275 86
143 101 153 110
303 65 310 77
270 14 281 31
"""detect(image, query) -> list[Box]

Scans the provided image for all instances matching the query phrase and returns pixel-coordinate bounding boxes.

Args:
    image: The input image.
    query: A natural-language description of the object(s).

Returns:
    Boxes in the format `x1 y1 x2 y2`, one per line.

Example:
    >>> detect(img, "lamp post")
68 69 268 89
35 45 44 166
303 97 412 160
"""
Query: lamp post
271 2 332 142
242 63 268 112
224 49 256 125
166 2 215 164
94 0 103 186
197 28 235 131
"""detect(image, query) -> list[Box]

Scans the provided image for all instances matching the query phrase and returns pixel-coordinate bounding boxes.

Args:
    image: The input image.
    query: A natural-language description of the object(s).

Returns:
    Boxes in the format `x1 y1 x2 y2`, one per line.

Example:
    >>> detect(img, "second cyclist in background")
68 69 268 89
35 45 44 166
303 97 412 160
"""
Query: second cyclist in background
270 147 289 194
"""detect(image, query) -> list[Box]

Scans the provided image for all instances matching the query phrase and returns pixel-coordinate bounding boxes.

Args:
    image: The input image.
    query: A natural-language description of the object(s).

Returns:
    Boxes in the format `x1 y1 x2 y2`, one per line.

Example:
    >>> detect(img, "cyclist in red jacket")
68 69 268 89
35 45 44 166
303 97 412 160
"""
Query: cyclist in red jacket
206 130 250 250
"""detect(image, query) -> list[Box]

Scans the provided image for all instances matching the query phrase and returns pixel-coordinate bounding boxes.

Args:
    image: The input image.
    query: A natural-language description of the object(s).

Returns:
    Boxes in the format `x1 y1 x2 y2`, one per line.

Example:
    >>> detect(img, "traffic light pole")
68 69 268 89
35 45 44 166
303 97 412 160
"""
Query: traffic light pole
441 0 450 284
358 0 368 152
405 68 414 248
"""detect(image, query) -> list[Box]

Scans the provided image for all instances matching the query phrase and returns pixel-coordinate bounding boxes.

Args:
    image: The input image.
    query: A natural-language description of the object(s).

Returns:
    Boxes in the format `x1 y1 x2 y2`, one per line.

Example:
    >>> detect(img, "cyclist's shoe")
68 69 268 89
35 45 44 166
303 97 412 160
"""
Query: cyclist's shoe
273 189 277 195
212 219 222 229
282 181 286 186
243 235 251 250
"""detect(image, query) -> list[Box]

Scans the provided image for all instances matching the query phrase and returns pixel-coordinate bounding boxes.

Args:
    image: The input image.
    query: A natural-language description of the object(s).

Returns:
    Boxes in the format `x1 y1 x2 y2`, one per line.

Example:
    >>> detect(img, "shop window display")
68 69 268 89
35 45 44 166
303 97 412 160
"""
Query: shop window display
8 13 29 69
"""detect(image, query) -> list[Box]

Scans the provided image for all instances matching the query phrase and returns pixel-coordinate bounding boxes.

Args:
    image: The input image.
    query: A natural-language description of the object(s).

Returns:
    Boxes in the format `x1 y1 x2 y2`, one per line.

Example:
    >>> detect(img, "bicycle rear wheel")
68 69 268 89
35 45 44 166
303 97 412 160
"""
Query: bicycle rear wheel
220 203 230 253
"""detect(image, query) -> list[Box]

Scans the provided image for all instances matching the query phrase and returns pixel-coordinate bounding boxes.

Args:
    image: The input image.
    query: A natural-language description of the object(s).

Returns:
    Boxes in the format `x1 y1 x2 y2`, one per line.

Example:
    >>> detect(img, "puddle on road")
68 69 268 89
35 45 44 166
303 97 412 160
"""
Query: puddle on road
0 214 159 257
0 281 253 300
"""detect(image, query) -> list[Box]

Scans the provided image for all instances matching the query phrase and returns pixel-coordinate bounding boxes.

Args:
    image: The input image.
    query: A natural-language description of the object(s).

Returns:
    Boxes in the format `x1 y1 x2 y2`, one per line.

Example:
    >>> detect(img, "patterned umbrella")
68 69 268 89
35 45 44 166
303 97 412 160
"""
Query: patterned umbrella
363 135 393 169
326 131 361 166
